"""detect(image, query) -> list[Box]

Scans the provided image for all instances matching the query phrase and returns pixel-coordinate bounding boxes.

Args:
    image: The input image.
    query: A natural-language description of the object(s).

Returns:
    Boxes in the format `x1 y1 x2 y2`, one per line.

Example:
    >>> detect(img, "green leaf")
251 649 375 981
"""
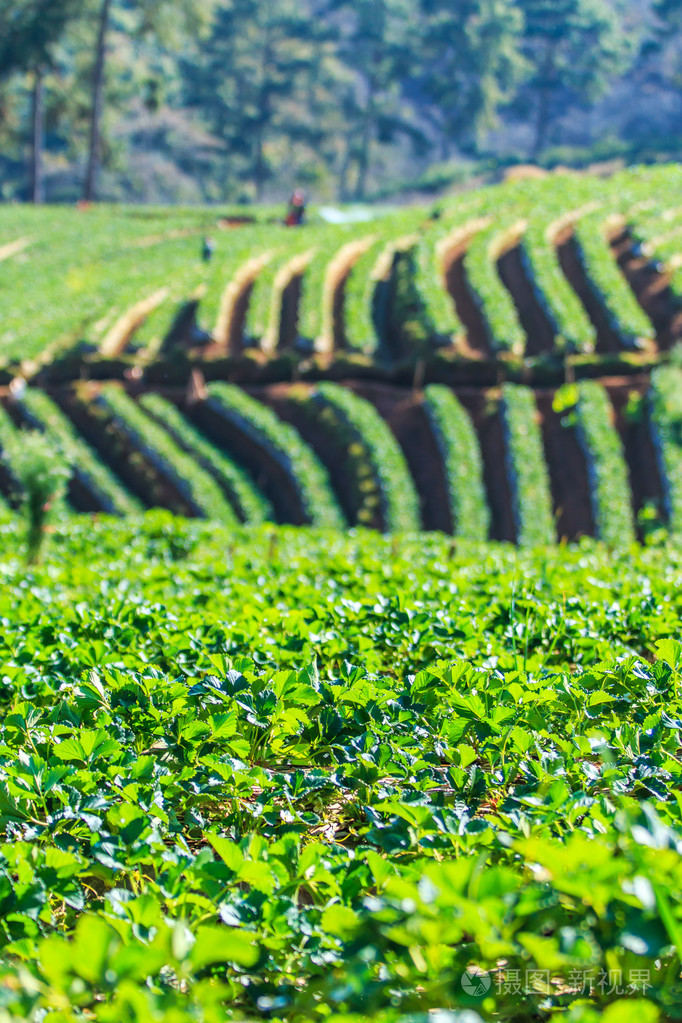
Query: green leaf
189 926 259 970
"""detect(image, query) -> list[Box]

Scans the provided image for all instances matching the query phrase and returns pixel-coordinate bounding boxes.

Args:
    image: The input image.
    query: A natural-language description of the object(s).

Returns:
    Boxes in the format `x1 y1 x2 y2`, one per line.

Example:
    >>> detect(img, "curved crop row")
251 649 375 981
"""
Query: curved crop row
523 213 597 353
96 386 237 522
574 381 636 546
297 229 374 353
411 210 486 347
572 212 655 350
630 204 682 248
649 366 682 534
633 227 682 302
343 239 391 355
464 221 526 356
500 384 555 546
206 383 345 530
19 388 141 516
138 393 272 524
213 250 276 353
422 384 489 541
304 382 420 532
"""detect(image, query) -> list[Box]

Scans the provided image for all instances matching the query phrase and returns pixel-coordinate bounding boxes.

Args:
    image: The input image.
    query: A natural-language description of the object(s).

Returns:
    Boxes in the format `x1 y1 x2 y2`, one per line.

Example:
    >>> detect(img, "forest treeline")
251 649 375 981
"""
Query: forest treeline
0 0 681 204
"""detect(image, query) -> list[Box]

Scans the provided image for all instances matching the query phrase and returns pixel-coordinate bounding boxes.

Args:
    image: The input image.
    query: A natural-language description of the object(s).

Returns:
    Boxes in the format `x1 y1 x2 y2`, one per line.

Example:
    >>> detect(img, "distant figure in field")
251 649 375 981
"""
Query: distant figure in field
202 237 215 262
285 190 306 226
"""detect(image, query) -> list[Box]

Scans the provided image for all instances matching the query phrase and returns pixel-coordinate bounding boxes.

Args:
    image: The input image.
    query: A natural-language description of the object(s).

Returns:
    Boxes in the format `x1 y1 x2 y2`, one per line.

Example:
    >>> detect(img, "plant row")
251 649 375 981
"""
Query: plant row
522 213 597 353
18 388 141 516
9 375 682 543
572 380 637 546
293 382 421 531
1 524 682 1019
421 384 489 540
90 385 238 521
649 365 682 534
138 392 271 524
463 218 527 355
205 383 345 529
6 166 680 375
500 383 556 546
572 212 656 350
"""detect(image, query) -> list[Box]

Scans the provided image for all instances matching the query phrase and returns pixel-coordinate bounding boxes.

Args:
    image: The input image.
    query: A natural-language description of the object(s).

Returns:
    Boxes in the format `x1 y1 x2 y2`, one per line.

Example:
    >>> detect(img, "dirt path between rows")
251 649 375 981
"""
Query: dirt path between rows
444 247 492 358
611 231 681 351
608 381 665 535
556 228 622 354
535 391 594 541
497 244 557 356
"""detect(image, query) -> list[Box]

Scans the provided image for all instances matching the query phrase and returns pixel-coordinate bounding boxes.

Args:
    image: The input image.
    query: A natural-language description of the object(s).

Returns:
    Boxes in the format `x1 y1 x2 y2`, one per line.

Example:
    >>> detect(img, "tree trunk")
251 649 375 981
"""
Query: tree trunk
531 43 555 161
31 68 45 204
532 85 551 161
84 0 112 201
337 136 353 201
354 81 375 201
253 127 266 201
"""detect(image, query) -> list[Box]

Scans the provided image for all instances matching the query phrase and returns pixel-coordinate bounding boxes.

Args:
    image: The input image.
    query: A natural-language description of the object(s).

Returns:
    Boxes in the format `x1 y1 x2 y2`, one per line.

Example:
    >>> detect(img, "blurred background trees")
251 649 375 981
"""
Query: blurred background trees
0 0 680 204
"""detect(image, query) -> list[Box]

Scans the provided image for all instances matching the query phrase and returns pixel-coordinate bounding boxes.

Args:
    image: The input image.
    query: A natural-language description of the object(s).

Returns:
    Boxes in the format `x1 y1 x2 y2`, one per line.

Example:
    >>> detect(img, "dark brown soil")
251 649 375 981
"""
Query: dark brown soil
228 279 256 354
279 273 304 350
332 267 354 352
6 397 112 514
67 473 107 514
608 380 665 535
455 390 516 542
444 246 492 357
385 395 453 533
162 300 204 352
55 390 195 515
497 244 557 356
556 228 623 354
188 392 309 524
260 386 374 528
611 231 681 351
535 391 594 541
349 382 451 532
23 378 658 543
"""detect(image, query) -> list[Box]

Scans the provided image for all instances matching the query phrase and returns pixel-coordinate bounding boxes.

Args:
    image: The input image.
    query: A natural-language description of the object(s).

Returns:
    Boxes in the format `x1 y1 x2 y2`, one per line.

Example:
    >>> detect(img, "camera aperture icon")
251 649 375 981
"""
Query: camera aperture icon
460 968 492 997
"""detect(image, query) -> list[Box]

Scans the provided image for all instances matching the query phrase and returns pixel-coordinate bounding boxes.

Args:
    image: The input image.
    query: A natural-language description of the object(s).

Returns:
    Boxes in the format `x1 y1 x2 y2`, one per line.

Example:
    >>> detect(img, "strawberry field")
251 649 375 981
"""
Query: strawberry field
3 164 682 1020
1 166 682 542
0 519 681 1021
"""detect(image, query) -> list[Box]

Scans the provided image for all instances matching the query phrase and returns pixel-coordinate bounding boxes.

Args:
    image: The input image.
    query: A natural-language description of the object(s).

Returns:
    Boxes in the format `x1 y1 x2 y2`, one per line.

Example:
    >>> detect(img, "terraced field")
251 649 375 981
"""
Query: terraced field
5 169 682 1022
2 165 682 543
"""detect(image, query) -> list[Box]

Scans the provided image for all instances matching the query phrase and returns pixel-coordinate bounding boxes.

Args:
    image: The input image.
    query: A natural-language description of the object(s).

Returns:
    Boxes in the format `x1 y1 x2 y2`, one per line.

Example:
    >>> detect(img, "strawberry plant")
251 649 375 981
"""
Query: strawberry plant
0 522 679 1018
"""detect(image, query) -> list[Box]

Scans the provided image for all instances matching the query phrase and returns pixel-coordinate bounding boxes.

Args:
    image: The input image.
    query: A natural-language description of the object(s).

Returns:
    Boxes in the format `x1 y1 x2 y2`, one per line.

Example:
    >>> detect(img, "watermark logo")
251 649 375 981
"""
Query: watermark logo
459 966 652 999
461 969 492 997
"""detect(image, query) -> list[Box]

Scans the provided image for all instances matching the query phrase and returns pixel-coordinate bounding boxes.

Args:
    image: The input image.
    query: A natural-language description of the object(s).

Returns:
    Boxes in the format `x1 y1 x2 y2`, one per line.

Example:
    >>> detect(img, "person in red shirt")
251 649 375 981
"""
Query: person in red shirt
285 189 306 226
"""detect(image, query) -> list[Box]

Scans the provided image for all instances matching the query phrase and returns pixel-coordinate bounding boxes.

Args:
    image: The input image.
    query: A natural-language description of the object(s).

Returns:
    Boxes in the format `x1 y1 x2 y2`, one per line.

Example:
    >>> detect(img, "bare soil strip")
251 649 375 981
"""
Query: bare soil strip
189 390 308 525
352 382 451 534
456 390 516 543
213 253 274 355
608 379 665 536
321 237 376 354
99 289 169 357
555 227 622 354
444 245 492 357
535 390 594 541
496 244 557 356
611 230 682 351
